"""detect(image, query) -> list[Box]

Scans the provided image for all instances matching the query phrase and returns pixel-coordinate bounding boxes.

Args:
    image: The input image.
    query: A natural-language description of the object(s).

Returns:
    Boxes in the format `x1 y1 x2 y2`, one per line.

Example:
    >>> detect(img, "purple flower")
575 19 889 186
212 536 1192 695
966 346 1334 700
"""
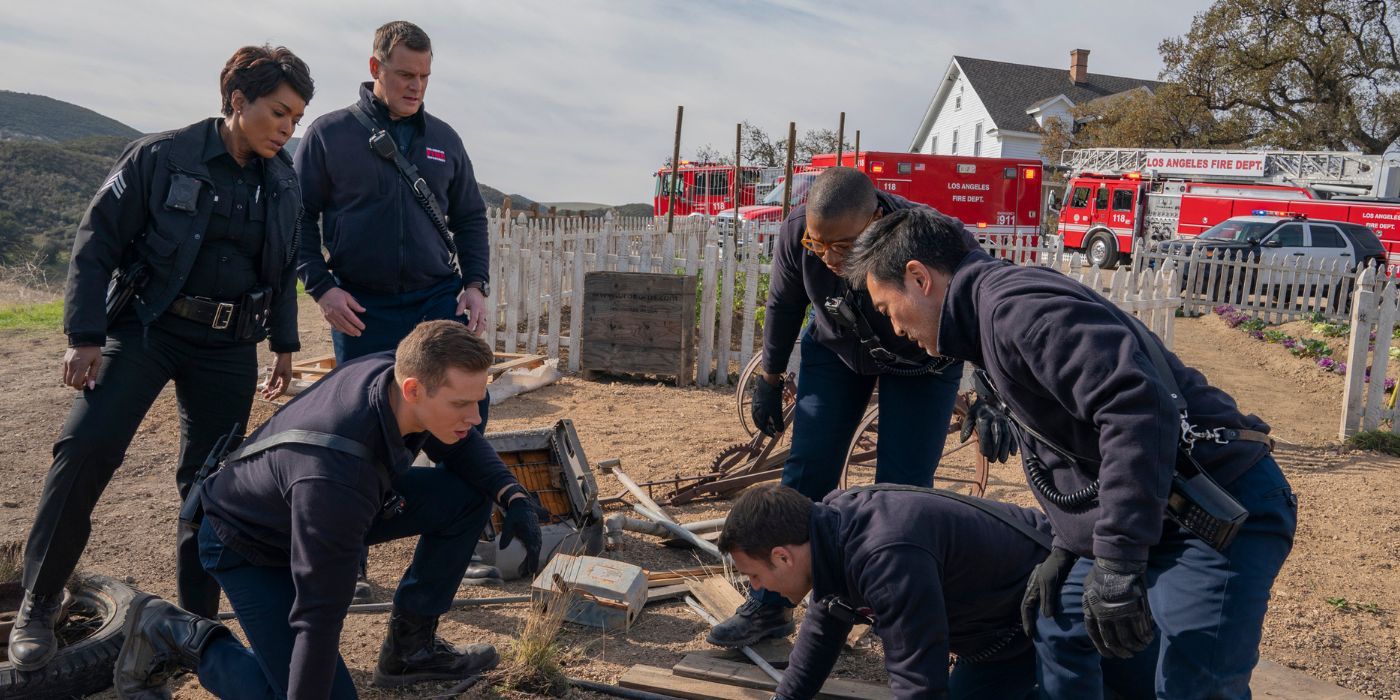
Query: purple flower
1282 338 1298 349
1337 362 1348 375
1387 379 1396 391
1318 357 1336 369
1249 330 1265 340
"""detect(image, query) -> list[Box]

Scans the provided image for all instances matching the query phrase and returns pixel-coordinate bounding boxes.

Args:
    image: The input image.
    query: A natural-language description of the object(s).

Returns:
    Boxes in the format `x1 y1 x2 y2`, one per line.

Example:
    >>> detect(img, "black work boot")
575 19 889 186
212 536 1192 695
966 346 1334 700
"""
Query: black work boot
460 555 503 587
373 609 499 688
353 570 374 604
7 589 63 670
114 595 231 699
706 597 795 648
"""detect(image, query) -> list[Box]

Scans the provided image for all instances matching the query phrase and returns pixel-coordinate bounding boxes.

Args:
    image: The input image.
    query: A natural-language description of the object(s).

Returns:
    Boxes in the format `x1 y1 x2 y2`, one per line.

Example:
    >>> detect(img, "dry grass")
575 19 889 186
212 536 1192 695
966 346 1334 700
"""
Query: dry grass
0 541 23 585
494 595 572 696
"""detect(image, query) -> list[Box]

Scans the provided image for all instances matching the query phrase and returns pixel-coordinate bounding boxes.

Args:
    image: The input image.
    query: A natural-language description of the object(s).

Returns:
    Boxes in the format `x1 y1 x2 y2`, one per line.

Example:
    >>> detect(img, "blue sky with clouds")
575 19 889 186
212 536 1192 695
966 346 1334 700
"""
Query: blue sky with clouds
1 0 1213 204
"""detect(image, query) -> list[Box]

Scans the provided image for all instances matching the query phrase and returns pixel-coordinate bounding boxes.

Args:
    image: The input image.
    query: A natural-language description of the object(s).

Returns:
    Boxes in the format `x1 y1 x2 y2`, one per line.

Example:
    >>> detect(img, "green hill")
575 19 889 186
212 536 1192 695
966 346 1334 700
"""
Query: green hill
0 90 140 142
0 136 128 269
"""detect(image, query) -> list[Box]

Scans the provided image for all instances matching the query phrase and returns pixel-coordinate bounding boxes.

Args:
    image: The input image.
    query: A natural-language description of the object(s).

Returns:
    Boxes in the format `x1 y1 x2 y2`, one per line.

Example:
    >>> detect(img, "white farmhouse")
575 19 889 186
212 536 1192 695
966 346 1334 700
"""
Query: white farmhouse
909 50 1160 162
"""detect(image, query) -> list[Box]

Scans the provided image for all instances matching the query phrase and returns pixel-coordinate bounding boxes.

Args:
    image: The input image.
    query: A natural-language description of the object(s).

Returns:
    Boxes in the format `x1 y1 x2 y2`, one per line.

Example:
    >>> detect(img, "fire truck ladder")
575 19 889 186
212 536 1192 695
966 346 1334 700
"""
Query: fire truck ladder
1060 148 1397 196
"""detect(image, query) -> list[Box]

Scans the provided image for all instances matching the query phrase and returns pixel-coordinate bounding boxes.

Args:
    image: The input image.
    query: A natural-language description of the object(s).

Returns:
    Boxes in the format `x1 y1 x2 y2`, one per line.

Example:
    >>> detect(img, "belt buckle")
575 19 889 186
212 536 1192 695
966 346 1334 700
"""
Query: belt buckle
212 302 235 330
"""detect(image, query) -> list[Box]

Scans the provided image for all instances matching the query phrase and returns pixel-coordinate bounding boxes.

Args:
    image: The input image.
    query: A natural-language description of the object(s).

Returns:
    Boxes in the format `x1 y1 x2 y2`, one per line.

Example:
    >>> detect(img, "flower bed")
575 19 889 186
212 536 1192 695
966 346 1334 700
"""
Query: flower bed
1212 305 1397 393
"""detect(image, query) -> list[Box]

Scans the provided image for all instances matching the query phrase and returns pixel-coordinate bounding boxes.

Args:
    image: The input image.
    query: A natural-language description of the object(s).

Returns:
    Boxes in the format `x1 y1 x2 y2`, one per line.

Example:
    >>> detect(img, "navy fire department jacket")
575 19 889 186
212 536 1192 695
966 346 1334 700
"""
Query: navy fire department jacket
778 488 1051 699
763 191 980 375
294 82 489 299
935 250 1270 561
63 118 301 351
201 353 521 697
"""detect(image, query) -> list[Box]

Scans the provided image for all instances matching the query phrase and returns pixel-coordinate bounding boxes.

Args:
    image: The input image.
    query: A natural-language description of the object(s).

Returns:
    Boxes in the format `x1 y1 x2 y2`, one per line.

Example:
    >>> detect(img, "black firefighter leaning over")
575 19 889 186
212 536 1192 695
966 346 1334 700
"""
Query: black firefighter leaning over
6 45 315 673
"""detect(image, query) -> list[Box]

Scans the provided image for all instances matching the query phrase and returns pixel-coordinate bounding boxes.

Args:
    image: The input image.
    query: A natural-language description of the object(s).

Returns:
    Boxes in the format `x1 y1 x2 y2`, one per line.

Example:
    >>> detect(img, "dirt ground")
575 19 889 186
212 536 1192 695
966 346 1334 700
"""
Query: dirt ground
0 291 1397 698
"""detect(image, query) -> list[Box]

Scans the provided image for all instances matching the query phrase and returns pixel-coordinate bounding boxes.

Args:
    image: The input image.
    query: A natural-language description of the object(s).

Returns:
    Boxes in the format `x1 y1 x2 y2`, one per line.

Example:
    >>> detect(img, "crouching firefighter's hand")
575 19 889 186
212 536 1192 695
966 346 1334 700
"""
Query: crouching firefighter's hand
499 486 548 579
1082 558 1156 658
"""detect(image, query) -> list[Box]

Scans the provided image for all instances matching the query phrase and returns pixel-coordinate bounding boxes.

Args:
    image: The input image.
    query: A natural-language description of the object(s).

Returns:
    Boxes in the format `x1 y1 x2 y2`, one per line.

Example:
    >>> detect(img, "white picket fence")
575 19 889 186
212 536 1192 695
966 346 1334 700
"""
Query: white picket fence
1136 247 1380 324
1064 261 1182 349
484 212 1179 384
1339 266 1400 437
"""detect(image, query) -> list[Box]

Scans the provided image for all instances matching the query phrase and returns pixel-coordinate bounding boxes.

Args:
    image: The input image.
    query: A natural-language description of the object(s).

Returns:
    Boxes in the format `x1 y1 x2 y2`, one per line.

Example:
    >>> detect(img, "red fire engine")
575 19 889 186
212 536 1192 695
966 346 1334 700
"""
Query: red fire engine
715 151 1045 241
1054 148 1400 268
652 163 765 217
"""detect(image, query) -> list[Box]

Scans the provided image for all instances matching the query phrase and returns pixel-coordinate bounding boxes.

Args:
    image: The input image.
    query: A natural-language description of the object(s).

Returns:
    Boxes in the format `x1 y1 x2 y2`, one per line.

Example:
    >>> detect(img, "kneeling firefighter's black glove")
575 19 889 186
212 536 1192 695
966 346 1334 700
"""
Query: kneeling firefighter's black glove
751 375 786 437
499 490 548 579
1020 547 1078 636
1082 558 1156 658
960 395 1018 463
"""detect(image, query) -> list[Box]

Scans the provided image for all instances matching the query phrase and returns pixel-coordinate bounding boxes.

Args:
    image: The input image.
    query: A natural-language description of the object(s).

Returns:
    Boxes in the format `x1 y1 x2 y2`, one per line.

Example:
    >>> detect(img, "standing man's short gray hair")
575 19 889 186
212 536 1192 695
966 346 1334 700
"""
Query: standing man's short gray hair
373 20 432 61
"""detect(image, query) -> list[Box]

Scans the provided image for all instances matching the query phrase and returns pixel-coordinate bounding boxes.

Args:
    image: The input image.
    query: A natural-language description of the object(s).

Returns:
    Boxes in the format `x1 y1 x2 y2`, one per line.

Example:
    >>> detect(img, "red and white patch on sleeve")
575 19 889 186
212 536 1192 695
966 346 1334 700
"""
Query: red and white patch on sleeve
425 147 447 162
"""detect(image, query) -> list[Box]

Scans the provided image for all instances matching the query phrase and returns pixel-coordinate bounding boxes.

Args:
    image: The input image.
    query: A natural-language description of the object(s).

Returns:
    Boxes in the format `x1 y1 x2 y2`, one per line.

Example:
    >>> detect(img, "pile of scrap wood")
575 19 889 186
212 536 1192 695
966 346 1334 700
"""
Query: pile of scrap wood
618 576 891 700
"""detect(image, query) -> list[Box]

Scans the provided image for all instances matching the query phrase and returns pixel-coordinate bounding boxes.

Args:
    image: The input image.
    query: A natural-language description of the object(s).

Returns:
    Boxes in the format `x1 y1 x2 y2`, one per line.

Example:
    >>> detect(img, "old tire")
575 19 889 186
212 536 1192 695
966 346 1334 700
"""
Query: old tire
0 575 138 699
1086 231 1119 269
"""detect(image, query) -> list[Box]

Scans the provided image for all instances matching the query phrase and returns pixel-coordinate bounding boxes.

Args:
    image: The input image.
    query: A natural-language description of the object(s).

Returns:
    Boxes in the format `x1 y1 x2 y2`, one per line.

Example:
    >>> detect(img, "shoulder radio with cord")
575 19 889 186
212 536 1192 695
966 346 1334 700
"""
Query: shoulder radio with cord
973 308 1255 552
822 281 956 377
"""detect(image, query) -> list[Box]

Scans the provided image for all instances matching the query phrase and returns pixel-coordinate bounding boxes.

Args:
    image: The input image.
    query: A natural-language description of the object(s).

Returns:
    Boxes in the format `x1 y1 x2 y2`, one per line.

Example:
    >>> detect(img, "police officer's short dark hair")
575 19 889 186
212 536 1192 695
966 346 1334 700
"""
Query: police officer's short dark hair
806 167 878 225
843 208 971 288
717 484 812 561
374 21 433 62
219 45 314 117
395 321 494 394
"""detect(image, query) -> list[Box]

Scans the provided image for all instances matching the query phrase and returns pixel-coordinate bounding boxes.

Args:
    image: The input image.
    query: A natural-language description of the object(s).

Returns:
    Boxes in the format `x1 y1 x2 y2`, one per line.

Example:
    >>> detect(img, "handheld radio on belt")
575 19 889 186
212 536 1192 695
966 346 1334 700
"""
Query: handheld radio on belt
973 310 1254 552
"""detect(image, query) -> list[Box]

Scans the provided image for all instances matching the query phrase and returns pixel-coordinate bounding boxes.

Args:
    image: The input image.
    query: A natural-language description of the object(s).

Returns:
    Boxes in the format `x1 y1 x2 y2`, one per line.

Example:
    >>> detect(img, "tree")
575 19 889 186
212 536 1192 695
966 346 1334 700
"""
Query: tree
1038 83 1252 163
1161 0 1400 153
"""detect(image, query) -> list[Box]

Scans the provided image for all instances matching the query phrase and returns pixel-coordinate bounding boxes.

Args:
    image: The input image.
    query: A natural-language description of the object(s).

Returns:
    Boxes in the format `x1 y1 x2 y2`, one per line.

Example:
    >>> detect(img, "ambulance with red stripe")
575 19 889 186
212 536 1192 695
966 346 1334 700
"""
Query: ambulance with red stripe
1053 148 1400 269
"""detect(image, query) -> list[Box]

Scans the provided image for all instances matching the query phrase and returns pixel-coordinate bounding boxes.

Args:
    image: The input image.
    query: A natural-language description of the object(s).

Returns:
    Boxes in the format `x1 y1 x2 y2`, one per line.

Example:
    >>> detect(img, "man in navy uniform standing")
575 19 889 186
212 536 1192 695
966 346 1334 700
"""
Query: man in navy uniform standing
296 20 499 594
844 208 1296 699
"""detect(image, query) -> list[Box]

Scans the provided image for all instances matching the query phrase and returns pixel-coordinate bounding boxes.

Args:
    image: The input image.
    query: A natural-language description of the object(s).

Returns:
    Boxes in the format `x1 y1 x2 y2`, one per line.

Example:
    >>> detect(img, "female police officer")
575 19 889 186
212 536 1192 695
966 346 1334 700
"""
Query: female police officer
7 45 314 671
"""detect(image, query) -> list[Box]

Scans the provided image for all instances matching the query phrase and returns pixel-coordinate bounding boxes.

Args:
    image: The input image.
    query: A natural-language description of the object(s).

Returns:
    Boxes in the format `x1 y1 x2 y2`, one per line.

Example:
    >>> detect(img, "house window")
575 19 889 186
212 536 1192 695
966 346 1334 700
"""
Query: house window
930 135 938 154
951 129 959 155
955 84 964 111
974 122 983 156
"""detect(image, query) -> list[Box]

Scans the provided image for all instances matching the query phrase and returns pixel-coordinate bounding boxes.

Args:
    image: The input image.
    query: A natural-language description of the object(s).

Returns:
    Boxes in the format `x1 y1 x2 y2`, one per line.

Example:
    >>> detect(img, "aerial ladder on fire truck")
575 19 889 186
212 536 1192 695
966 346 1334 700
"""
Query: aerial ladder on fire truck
1061 148 1400 199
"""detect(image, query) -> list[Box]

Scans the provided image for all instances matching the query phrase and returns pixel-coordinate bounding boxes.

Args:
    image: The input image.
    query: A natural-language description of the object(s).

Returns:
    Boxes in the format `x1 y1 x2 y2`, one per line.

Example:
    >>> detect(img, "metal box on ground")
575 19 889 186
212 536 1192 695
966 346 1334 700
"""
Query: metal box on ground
530 554 646 631
476 420 605 579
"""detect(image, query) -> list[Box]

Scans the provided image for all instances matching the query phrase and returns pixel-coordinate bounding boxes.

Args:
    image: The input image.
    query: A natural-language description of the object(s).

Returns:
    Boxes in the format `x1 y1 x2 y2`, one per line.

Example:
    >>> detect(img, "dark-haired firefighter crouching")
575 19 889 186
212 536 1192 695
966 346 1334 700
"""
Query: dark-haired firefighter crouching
8 45 314 671
717 484 1153 700
111 321 544 699
843 208 1296 699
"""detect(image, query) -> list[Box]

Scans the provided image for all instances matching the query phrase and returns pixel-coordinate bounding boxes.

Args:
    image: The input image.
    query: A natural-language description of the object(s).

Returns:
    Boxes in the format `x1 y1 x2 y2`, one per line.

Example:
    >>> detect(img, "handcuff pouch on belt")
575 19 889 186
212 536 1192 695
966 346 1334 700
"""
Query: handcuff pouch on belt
974 311 1251 552
822 286 955 377
233 286 273 341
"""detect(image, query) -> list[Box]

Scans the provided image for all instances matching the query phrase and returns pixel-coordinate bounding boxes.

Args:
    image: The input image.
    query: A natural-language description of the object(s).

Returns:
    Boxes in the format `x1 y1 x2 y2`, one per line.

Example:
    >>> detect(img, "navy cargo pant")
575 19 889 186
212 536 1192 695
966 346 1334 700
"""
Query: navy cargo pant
781 329 962 499
194 465 491 699
1034 456 1297 699
22 317 256 618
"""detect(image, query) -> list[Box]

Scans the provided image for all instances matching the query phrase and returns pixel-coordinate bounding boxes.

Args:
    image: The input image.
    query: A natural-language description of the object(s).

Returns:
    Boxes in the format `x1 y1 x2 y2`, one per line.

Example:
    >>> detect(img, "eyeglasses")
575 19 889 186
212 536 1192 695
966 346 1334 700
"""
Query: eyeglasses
800 235 855 256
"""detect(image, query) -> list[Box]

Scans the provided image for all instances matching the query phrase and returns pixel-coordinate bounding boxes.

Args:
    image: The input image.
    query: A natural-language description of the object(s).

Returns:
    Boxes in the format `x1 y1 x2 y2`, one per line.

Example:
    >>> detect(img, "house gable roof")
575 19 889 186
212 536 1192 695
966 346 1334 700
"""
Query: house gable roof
910 55 1161 149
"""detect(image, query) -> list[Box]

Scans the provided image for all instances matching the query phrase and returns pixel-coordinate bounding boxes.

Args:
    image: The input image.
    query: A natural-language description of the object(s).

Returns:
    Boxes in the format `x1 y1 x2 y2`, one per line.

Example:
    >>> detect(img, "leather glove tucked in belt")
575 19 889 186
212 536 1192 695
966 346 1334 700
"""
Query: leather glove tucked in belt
960 395 1018 463
1020 547 1078 636
1082 557 1155 658
751 375 786 437
499 493 547 579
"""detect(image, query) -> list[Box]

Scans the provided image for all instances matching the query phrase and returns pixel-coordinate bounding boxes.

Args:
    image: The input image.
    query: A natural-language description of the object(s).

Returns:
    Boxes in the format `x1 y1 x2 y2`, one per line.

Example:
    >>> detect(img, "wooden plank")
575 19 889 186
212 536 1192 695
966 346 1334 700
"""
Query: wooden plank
645 583 692 604
716 230 738 387
696 244 720 387
687 637 792 668
673 655 890 700
570 243 586 372
738 242 759 373
686 576 747 621
620 665 770 700
1341 266 1379 438
547 225 564 359
1250 660 1369 699
1363 282 1397 431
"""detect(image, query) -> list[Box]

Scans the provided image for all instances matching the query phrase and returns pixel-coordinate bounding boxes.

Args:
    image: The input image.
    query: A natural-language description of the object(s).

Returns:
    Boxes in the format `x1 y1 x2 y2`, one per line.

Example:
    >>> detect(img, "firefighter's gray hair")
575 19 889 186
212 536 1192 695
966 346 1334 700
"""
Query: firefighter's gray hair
806 167 878 223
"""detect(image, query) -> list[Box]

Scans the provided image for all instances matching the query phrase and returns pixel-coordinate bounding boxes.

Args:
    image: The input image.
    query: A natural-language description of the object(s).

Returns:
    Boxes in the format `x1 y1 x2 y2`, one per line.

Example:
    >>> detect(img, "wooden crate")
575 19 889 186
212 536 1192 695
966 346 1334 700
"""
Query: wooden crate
581 271 697 386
